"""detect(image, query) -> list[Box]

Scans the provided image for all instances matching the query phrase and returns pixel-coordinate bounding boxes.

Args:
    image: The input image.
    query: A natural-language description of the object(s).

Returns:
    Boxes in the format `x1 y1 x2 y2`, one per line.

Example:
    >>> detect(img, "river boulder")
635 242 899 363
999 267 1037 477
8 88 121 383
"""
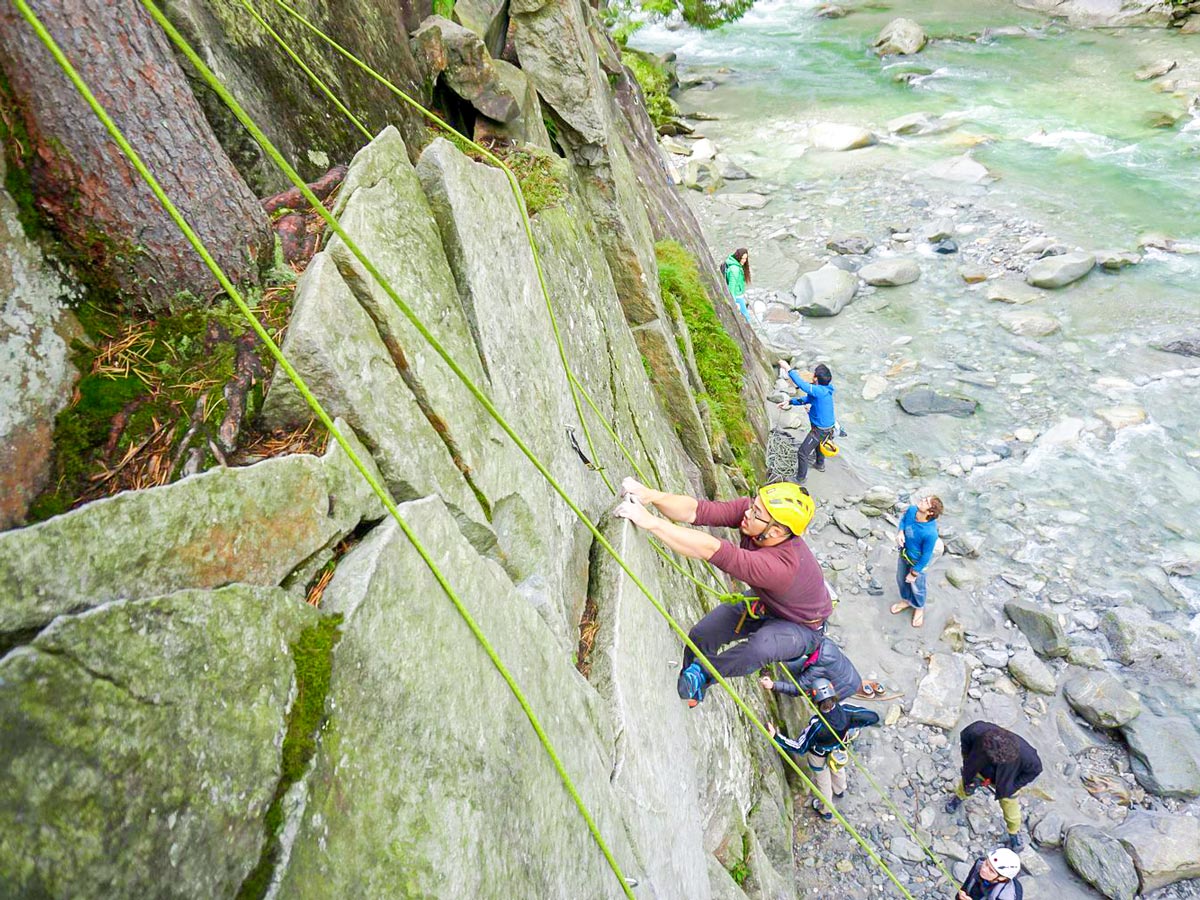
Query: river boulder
791 264 859 316
921 155 990 184
1120 712 1200 798
1099 606 1198 685
985 279 1040 304
1115 811 1200 892
896 388 978 417
808 123 877 151
1024 251 1095 288
1064 826 1139 900
859 257 921 286
683 159 724 192
1155 336 1200 357
826 234 875 255
1063 670 1141 729
909 653 970 729
1094 405 1147 431
1007 649 1057 694
872 18 928 56
1001 310 1061 338
1004 599 1068 657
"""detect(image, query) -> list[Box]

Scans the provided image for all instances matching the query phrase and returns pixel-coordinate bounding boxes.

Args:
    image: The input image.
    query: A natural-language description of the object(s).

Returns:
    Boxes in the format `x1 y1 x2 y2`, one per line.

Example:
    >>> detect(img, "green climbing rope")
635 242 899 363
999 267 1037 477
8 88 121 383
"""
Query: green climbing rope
773 662 958 886
11 4 634 896
147 5 924 894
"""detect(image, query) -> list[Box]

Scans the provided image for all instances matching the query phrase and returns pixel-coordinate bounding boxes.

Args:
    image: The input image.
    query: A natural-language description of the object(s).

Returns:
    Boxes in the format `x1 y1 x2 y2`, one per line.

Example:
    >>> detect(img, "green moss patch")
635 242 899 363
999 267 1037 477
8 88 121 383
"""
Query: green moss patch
639 0 755 28
621 49 680 129
655 240 754 481
237 613 344 900
27 284 300 523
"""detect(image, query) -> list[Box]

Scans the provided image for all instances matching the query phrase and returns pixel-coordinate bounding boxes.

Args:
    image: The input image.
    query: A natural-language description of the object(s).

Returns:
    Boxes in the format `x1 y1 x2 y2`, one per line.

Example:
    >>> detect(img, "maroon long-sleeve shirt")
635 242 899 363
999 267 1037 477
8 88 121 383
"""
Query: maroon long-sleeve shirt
694 497 832 626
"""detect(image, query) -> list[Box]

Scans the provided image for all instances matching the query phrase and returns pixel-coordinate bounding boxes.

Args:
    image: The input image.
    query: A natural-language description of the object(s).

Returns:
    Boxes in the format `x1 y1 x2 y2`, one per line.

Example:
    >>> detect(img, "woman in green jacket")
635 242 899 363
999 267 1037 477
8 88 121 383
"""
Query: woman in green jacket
724 248 751 322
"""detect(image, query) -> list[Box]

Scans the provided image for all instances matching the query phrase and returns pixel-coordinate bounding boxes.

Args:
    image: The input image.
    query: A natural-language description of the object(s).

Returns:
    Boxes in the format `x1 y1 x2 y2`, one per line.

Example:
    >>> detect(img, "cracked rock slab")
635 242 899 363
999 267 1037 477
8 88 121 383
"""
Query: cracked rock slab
0 585 317 898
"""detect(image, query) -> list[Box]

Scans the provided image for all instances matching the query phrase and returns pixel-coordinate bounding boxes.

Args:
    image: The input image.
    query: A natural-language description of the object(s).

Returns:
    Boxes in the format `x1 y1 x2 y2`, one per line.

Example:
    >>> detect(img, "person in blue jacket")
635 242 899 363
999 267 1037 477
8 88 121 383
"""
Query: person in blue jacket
765 678 879 821
889 495 943 628
777 360 837 483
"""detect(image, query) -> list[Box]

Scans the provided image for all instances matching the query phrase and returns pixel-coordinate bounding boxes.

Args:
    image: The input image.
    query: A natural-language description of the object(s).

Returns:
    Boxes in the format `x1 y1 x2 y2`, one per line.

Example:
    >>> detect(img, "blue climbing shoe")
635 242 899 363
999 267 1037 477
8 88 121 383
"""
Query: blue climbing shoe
811 798 833 822
677 662 709 708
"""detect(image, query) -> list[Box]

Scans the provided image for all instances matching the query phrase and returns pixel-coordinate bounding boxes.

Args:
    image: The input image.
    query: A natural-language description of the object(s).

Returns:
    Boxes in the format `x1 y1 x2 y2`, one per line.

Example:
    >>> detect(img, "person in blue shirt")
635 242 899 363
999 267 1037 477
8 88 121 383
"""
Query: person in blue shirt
890 495 943 628
776 360 837 483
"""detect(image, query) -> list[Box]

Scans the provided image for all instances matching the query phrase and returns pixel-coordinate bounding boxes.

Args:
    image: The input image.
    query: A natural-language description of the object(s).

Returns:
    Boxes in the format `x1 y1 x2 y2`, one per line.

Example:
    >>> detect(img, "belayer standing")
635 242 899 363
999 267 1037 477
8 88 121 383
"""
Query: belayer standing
957 848 1023 899
764 678 880 821
615 477 832 707
724 248 752 323
889 495 943 629
945 721 1043 851
776 360 837 484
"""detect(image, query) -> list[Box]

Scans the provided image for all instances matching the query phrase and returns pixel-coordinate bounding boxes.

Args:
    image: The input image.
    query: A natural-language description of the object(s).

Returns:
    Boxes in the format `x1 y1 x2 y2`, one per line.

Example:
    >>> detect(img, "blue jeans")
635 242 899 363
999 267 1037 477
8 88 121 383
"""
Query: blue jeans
896 556 927 609
734 293 751 323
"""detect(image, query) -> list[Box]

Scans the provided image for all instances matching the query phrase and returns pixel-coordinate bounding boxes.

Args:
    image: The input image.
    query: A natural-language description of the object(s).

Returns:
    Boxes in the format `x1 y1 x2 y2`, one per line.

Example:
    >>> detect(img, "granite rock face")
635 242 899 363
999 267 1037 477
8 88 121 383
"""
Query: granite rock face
0 585 318 897
0 423 382 640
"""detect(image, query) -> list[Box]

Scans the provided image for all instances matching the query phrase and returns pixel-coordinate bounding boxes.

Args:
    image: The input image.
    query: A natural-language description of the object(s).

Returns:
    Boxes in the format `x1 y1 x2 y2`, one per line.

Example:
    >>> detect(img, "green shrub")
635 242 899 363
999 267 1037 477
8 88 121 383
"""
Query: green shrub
622 50 680 128
655 240 754 480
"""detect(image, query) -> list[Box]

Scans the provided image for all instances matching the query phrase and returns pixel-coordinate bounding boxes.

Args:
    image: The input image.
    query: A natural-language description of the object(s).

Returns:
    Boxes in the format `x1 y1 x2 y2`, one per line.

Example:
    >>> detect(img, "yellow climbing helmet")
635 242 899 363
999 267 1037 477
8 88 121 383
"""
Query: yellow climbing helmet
819 436 840 458
757 482 815 536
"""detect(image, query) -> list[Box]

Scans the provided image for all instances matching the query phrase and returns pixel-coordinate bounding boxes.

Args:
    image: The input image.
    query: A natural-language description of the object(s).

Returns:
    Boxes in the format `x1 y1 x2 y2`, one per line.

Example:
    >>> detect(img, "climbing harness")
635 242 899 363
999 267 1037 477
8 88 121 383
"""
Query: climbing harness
733 595 764 634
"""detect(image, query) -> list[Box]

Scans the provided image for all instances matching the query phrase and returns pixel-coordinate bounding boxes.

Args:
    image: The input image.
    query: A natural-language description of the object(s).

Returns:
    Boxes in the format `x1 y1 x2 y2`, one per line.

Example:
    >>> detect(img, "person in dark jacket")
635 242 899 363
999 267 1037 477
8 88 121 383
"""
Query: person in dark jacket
757 633 862 705
958 848 1022 899
945 722 1042 850
766 678 879 821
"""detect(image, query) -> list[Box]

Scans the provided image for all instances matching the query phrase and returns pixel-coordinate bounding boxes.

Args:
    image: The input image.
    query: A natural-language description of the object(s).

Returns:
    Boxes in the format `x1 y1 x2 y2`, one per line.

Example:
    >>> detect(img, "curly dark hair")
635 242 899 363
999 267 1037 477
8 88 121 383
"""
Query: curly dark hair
982 727 1020 764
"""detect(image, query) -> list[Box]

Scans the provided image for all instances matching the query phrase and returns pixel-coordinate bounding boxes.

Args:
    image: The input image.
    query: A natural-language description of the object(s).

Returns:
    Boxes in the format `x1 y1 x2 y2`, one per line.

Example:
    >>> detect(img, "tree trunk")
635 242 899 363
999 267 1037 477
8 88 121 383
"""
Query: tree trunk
0 0 271 310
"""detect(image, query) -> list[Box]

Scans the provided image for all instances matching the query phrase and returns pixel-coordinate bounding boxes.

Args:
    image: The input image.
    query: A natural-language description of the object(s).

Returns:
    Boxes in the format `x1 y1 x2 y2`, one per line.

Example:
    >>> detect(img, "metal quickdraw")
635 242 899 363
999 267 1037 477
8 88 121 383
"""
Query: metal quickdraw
567 426 603 472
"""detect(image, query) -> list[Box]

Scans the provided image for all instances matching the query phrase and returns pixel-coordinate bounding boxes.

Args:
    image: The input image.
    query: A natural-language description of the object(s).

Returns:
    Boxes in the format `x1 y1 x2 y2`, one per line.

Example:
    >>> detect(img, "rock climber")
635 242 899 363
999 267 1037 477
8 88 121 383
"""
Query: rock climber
889 494 943 629
776 360 837 484
724 248 752 323
615 477 830 707
765 677 880 821
946 721 1043 851
957 847 1023 899
757 630 862 705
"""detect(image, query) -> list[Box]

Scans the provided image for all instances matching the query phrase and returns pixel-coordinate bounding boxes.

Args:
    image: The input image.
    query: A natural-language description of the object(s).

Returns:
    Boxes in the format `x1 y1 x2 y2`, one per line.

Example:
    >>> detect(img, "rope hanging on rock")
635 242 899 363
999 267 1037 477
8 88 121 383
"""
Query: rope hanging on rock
11 4 636 896
154 5 923 893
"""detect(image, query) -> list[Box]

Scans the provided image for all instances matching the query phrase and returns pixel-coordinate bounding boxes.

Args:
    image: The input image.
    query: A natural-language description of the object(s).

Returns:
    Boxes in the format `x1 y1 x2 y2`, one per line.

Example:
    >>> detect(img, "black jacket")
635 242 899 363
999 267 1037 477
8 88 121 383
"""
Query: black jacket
773 703 880 757
959 721 1042 800
960 858 1023 899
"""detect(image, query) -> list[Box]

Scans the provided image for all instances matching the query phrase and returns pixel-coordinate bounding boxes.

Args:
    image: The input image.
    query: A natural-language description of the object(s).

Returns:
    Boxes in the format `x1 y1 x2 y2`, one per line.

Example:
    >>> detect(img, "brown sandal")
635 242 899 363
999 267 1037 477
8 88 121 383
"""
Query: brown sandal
911 608 925 628
890 602 910 615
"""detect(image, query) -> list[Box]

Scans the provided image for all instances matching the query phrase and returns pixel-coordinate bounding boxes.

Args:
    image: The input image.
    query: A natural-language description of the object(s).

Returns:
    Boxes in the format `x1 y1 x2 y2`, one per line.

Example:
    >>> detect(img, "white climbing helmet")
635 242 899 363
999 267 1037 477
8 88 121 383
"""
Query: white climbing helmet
988 847 1021 880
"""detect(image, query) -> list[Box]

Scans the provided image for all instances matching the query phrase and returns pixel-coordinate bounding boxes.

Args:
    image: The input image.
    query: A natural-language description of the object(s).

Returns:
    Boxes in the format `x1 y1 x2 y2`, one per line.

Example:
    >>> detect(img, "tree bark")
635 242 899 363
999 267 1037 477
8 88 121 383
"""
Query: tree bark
0 0 271 309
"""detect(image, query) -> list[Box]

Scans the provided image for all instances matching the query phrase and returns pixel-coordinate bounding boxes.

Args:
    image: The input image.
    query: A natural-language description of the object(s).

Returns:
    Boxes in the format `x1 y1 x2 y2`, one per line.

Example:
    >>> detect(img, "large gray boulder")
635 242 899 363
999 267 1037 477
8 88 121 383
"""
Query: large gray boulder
985 279 1041 305
909 653 969 729
1024 251 1095 288
1120 712 1200 798
1099 606 1198 685
0 158 79 530
1063 670 1141 729
897 388 979 418
1013 0 1170 27
1114 811 1200 892
1156 337 1200 358
872 18 928 55
792 264 859 316
808 123 877 151
921 155 990 184
1007 649 1057 695
858 258 921 286
0 585 318 897
1064 826 1139 900
0 422 382 640
411 16 520 123
833 507 872 538
1004 599 1069 658
1001 310 1061 337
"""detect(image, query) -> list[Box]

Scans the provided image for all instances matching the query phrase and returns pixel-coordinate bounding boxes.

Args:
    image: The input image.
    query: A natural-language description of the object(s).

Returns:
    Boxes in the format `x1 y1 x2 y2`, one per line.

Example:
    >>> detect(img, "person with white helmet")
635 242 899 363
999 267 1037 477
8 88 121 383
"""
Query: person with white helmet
957 847 1022 899
764 678 880 821
616 477 830 707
